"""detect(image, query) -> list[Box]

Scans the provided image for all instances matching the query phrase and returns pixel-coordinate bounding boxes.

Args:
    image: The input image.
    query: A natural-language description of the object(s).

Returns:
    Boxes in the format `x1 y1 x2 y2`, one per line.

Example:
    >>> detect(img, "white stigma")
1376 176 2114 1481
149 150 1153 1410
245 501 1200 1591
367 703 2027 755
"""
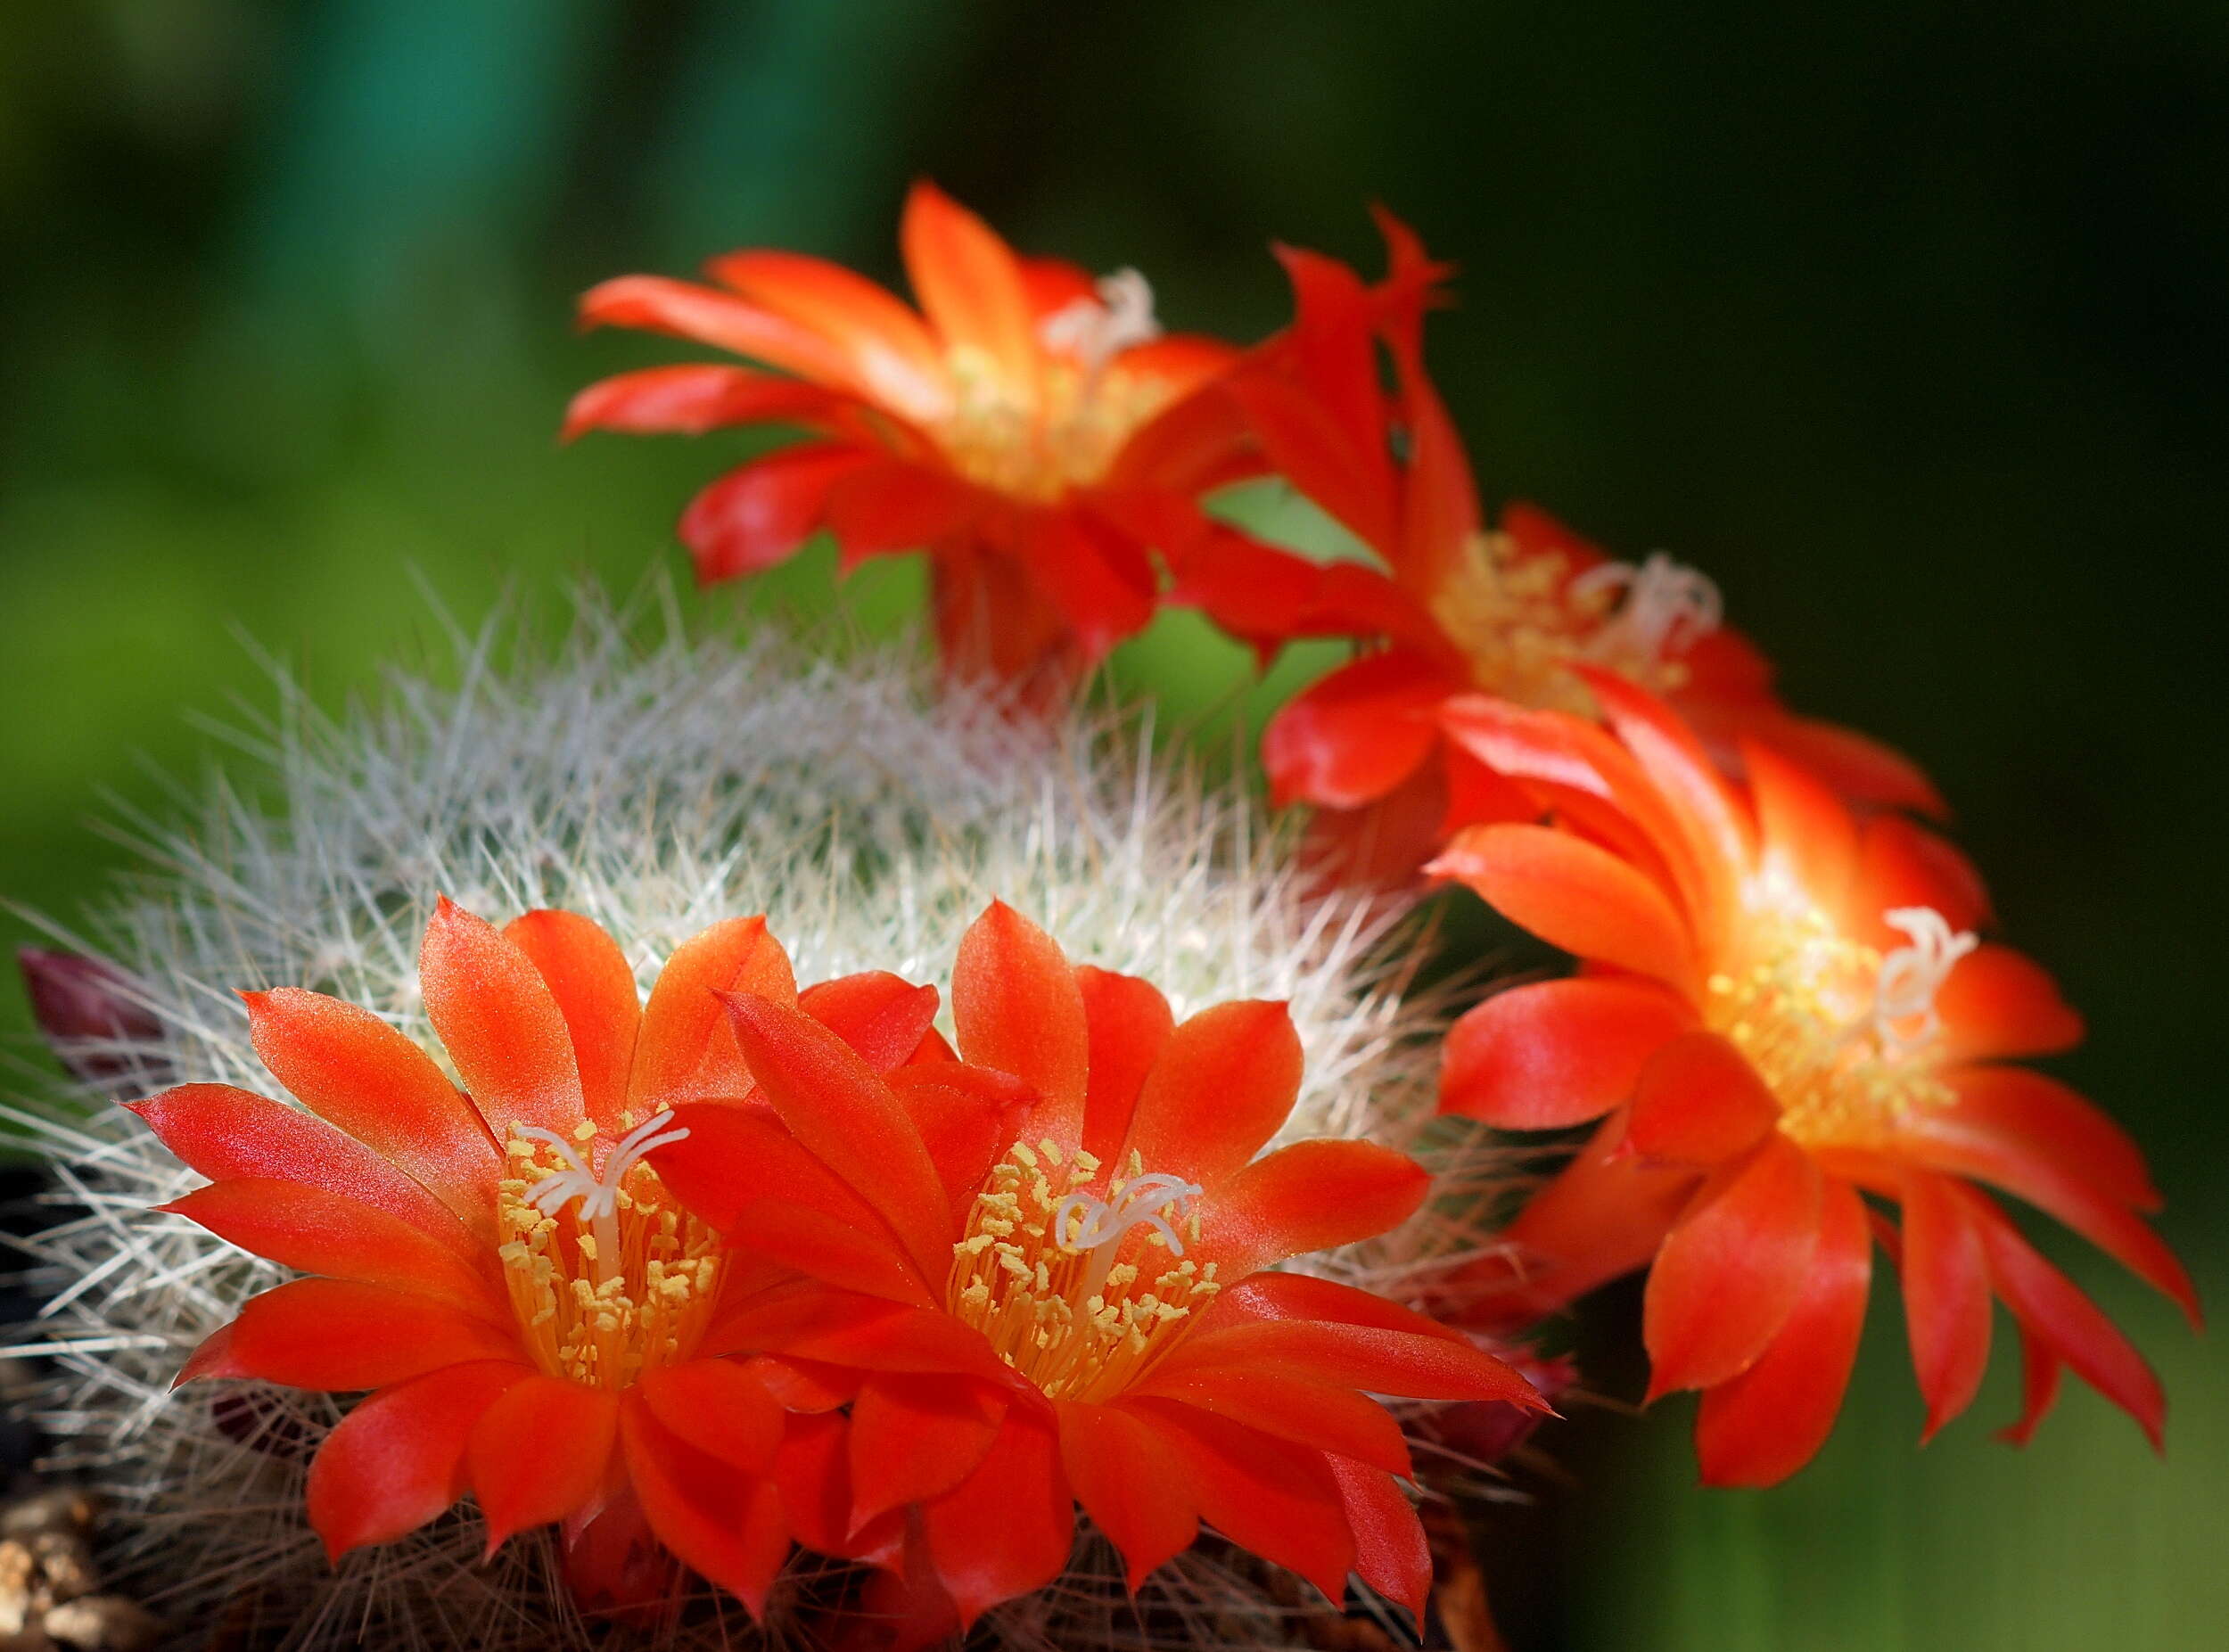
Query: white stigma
519 1112 691 1222
1871 906 1978 1056
1575 552 1723 661
1053 1171 1203 1295
1040 267 1163 375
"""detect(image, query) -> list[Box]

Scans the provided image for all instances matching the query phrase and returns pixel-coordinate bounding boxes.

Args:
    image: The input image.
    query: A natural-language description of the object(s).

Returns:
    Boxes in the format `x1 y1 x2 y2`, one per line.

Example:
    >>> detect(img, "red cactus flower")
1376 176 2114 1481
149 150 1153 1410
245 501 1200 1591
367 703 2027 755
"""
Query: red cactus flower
131 899 940 1615
567 181 1266 703
1427 673 2195 1484
650 900 1545 1643
1178 212 1940 884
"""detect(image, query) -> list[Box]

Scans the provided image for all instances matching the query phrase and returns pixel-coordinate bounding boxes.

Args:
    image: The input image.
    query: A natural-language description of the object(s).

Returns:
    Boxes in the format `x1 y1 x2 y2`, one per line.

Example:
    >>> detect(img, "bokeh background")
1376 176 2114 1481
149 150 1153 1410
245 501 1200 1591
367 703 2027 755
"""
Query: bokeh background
3 3 2224 1647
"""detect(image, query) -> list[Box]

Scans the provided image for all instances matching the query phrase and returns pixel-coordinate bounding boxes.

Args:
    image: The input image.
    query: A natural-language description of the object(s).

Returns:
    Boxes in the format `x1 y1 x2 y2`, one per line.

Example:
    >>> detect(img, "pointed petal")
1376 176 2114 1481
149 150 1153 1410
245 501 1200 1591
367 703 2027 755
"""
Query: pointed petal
1160 1319 1543 1410
1997 1322 2064 1447
1262 653 1452 810
920 1408 1074 1627
1201 1270 1468 1342
1430 823 1699 993
629 916 797 1108
1075 966 1174 1167
222 1279 520 1391
704 1291 1009 1385
305 1360 529 1560
707 248 950 423
1056 1400 1197 1591
1198 1140 1430 1278
1327 1456 1429 1625
562 363 862 440
578 274 857 387
620 1393 793 1617
1624 1030 1780 1166
241 990 500 1239
1131 1400 1353 1606
1135 1368 1411 1476
1744 711 1945 818
679 445 876 583
419 899 584 1139
1695 1179 1871 1486
1934 947 2085 1062
1922 1065 2159 1212
1962 1186 2166 1450
1439 977 1691 1129
887 1064 1037 1224
467 1376 620 1551
951 901 1090 1146
900 182 1037 393
1741 738 1858 909
1643 1135 1823 1397
504 910 641 1133
799 973 942 1073
1850 816 1991 939
822 456 981 567
1897 1169 1995 1442
159 1179 498 1312
719 994 954 1284
849 1372 1009 1529
128 1084 481 1264
1016 508 1158 662
630 1359 784 1477
1120 1000 1301 1191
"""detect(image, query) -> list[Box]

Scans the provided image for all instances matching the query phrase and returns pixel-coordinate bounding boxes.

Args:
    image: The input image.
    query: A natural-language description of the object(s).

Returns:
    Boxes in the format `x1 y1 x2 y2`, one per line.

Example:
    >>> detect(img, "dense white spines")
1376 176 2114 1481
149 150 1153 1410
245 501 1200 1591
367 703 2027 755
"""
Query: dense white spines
4 583 1503 1650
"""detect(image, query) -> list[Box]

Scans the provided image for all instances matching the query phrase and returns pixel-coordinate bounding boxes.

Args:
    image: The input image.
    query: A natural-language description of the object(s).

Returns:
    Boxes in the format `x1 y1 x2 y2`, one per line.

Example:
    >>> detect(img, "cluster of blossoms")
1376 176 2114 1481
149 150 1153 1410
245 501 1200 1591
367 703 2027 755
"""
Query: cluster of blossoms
7 183 2190 1650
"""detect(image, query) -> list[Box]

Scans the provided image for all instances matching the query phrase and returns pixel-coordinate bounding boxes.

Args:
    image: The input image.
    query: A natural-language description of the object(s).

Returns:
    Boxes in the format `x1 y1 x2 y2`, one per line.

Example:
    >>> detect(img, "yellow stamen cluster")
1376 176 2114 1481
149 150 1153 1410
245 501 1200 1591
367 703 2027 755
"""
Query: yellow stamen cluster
948 1138 1220 1403
934 347 1172 501
1427 531 1692 708
1708 895 1953 1148
497 1115 724 1390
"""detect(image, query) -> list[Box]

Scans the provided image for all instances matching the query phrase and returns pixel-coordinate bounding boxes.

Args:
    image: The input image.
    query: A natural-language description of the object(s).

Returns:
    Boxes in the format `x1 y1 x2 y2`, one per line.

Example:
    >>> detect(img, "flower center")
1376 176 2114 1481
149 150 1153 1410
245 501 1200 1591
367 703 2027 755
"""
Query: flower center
1707 895 1973 1148
1428 535 1718 709
949 1138 1220 1403
933 270 1172 502
498 1112 724 1390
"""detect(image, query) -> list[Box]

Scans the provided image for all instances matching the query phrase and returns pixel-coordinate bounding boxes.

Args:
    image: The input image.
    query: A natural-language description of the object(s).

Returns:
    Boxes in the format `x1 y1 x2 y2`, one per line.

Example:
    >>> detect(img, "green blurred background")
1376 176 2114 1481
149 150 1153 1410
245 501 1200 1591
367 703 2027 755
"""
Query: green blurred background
3 2 2222 1646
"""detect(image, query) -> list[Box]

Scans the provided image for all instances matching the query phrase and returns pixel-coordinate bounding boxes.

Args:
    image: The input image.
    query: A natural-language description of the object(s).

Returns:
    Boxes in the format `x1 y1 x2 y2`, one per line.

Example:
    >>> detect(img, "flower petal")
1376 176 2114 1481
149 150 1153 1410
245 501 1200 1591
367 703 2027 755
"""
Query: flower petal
504 909 642 1134
638 1358 785 1474
1642 1134 1823 1398
799 972 943 1073
708 1290 1011 1385
1741 737 1859 910
1201 1270 1468 1343
561 363 861 440
679 445 877 583
1694 1178 1871 1486
920 1407 1075 1628
887 1064 1038 1224
1055 1400 1198 1591
1897 1168 1994 1442
1016 509 1159 662
221 1279 521 1391
719 994 955 1284
951 900 1090 1147
578 274 857 387
1934 947 2085 1063
629 915 797 1108
304 1360 530 1560
1624 1030 1781 1166
1159 1319 1544 1410
1429 823 1699 994
419 898 585 1139
1262 653 1452 810
1134 1368 1411 1477
900 181 1038 394
620 1393 793 1618
467 1375 620 1552
1131 1401 1354 1607
241 990 501 1240
1075 966 1175 1167
1120 999 1302 1191
1921 1065 2159 1212
849 1372 1010 1530
128 1084 481 1265
1327 1456 1429 1626
706 248 950 423
159 1179 499 1312
1962 1186 2166 1450
1439 977 1692 1129
822 456 982 568
1197 1140 1430 1279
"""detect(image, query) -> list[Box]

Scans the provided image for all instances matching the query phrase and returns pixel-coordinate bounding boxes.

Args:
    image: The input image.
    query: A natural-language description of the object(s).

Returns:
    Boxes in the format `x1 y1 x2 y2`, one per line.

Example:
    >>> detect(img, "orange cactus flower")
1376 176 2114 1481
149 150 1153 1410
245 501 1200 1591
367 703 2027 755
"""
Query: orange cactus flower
1178 213 1940 882
130 899 941 1615
650 901 1545 1642
567 181 1263 702
1427 672 2196 1485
